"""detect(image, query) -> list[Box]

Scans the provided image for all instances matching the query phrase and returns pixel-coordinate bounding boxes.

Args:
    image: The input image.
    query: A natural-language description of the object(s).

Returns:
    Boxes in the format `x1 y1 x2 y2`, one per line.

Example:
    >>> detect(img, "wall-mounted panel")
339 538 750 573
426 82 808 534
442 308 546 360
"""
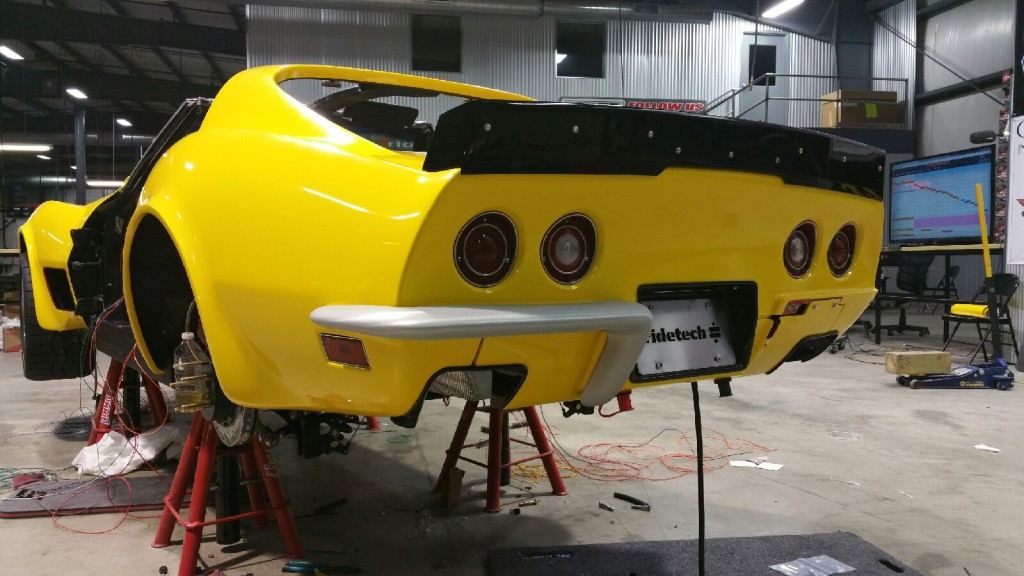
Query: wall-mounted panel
921 0 1014 92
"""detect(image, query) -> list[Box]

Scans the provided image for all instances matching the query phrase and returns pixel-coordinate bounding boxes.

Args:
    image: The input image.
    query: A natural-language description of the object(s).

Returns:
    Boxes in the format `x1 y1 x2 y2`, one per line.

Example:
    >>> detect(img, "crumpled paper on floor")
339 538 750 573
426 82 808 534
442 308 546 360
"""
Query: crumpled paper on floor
730 456 784 471
72 422 186 477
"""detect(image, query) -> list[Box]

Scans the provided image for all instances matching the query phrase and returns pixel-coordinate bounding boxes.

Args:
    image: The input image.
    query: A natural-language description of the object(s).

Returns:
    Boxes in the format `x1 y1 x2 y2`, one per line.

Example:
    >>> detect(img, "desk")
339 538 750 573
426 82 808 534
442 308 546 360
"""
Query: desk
872 244 1004 344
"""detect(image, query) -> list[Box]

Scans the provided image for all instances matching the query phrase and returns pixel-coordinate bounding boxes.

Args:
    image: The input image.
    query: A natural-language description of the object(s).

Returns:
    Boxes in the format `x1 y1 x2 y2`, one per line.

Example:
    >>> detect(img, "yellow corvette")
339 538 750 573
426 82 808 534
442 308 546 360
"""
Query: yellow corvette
20 65 883 446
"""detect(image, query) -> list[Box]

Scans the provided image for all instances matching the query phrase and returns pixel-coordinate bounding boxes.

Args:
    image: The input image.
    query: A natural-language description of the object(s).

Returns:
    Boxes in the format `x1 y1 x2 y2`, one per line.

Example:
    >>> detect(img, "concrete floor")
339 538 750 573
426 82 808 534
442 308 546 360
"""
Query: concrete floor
0 310 1021 575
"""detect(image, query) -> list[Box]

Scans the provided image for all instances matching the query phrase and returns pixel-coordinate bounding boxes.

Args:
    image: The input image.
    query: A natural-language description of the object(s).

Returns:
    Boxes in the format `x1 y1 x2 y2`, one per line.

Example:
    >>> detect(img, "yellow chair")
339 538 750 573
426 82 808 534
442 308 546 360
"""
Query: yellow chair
942 273 1019 362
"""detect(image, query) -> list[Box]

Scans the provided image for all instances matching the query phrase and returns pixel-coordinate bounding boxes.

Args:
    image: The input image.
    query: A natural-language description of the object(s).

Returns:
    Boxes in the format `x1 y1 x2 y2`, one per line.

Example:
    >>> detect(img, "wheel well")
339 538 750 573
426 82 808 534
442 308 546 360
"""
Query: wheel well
127 215 194 372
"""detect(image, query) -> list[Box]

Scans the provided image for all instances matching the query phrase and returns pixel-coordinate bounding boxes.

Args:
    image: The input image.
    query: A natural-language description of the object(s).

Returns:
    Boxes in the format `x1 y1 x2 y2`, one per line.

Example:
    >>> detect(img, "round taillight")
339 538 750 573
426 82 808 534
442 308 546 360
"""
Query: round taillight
784 221 816 278
828 224 856 276
454 212 517 287
541 213 596 284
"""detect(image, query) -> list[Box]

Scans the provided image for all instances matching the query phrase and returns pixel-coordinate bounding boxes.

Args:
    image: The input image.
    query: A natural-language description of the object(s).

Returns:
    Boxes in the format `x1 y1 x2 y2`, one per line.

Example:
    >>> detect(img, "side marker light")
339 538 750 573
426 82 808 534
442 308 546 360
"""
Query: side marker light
321 334 370 368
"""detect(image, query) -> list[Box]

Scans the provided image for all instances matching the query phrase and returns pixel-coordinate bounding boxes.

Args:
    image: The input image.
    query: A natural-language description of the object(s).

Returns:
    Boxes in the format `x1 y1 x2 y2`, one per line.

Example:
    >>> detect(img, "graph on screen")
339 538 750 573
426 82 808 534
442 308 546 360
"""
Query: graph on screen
888 146 994 245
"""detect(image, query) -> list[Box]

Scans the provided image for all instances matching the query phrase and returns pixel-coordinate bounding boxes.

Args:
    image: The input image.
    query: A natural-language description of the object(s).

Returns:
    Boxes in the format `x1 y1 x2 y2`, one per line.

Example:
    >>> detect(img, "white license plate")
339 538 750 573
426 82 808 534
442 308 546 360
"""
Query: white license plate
635 298 736 377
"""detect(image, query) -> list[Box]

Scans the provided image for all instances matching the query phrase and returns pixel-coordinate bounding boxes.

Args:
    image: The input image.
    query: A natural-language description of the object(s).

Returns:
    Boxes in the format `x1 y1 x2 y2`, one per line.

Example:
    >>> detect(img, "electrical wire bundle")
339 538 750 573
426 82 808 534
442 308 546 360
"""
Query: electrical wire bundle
504 407 777 483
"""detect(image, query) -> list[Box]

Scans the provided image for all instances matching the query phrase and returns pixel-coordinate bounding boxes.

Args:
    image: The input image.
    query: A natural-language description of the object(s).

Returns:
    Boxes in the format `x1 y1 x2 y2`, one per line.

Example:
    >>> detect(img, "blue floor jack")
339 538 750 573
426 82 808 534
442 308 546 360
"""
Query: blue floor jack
897 183 1014 392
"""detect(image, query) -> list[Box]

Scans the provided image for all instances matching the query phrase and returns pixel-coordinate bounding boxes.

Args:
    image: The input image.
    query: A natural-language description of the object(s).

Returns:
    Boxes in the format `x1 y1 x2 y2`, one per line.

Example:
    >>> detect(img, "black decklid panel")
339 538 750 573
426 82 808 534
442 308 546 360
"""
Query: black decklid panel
423 100 884 200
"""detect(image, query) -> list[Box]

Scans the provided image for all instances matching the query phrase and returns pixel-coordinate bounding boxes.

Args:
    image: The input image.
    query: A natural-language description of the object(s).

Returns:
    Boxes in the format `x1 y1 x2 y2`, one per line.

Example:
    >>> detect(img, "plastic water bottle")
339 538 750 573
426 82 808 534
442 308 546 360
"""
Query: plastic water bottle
171 332 214 413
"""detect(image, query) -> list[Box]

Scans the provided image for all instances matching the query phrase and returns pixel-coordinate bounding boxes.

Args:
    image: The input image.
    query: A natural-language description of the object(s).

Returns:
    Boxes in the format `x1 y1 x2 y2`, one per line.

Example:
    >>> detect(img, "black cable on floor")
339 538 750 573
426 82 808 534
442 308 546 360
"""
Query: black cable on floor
691 381 705 576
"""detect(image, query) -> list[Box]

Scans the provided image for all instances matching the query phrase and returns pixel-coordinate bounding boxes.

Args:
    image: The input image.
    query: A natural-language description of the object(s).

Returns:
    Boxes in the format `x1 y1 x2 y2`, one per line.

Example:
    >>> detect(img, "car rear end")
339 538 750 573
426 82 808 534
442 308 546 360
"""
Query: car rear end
310 101 883 417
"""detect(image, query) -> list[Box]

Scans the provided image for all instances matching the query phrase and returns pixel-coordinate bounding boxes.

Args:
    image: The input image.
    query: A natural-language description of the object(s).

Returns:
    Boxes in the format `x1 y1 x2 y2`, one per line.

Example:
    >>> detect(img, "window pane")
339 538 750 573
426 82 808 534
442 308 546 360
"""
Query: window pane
412 14 461 73
556 22 605 79
748 44 777 86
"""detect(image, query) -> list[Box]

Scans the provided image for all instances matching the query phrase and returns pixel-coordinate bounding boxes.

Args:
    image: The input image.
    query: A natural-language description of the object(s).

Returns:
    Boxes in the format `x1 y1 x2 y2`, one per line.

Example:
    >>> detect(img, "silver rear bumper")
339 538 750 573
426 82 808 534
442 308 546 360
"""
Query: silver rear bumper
310 301 653 407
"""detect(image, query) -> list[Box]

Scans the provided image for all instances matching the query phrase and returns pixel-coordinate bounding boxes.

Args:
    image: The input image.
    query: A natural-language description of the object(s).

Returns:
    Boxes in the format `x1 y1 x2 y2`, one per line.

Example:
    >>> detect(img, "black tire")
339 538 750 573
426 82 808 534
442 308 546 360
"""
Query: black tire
20 253 92 380
897 375 911 387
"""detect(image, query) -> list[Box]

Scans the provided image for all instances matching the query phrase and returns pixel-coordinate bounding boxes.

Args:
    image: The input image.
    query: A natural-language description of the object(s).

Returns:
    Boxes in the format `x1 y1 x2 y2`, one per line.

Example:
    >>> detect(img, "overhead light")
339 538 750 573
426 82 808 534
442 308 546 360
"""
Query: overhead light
66 88 88 100
0 45 24 60
762 0 804 18
71 165 77 170
36 154 51 160
555 52 568 64
87 179 126 188
116 118 132 127
0 143 52 152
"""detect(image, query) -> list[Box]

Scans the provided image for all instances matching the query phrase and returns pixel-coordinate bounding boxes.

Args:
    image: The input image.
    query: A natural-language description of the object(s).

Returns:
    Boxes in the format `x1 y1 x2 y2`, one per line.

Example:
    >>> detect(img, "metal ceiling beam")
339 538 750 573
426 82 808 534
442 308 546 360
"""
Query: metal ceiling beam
100 45 163 115
1 111 170 135
0 3 246 57
4 68 219 104
227 4 248 33
201 53 229 84
166 1 230 84
102 0 130 17
152 48 190 84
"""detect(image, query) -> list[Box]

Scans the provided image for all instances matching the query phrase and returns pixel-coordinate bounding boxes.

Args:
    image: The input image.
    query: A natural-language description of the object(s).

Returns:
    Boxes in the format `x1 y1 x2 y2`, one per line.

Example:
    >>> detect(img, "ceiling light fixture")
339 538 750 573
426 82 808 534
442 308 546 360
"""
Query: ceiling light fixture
116 118 132 127
0 143 52 152
87 179 126 188
762 0 804 18
66 88 88 100
0 45 24 60
37 154 51 160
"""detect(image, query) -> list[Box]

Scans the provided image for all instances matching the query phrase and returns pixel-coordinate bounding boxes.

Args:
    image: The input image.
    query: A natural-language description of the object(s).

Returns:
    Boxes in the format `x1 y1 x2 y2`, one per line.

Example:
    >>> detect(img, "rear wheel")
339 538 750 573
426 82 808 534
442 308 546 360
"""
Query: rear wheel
20 253 92 380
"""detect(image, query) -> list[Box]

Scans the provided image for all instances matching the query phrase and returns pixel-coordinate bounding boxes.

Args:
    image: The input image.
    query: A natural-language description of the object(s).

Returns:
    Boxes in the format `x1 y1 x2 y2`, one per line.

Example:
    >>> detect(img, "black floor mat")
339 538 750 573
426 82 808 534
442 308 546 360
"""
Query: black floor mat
489 531 922 576
0 475 180 518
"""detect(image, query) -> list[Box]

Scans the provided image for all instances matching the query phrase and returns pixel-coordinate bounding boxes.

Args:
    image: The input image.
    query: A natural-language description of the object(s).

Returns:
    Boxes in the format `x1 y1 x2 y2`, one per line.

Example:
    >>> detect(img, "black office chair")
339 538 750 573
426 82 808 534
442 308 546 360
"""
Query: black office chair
941 273 1019 363
875 253 935 337
923 264 960 313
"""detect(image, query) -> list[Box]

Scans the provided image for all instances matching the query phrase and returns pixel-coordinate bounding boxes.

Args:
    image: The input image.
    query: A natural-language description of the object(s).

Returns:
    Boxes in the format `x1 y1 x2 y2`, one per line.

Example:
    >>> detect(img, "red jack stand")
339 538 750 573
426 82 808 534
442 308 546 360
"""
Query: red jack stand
434 401 567 513
152 414 304 576
88 359 169 446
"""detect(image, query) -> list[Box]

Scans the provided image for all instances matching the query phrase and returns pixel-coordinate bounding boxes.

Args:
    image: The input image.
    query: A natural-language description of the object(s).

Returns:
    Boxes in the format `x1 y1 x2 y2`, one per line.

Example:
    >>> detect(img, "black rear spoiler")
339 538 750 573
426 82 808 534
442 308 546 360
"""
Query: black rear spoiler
423 100 885 200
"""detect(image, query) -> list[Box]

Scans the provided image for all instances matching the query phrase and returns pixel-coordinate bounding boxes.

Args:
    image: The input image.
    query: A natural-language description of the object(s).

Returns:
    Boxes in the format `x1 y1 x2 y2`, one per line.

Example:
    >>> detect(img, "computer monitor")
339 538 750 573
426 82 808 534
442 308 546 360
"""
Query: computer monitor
888 145 995 246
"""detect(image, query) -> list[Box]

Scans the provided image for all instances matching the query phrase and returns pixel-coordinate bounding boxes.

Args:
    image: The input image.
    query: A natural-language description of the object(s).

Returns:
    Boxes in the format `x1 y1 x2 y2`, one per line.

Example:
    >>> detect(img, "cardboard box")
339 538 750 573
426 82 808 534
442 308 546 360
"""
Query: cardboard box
821 90 897 103
884 351 951 376
3 291 18 319
821 101 905 128
2 326 21 353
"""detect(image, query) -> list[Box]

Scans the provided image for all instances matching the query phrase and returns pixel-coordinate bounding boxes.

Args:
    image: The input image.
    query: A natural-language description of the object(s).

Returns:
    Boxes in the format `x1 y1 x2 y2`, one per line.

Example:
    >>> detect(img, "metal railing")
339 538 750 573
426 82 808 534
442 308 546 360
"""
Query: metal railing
703 74 911 130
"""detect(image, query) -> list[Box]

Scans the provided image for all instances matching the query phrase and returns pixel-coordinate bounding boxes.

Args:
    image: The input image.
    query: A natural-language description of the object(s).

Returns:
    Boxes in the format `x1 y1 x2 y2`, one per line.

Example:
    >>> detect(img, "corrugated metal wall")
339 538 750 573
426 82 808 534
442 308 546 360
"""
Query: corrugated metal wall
872 0 915 118
921 0 1014 94
788 33 838 128
248 6 834 128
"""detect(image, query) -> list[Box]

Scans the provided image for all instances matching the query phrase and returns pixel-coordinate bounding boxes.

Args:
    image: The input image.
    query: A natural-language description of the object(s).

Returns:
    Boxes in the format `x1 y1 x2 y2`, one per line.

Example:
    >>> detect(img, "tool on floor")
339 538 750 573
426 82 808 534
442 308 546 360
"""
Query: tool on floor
891 183 1014 391
613 491 650 508
282 560 361 574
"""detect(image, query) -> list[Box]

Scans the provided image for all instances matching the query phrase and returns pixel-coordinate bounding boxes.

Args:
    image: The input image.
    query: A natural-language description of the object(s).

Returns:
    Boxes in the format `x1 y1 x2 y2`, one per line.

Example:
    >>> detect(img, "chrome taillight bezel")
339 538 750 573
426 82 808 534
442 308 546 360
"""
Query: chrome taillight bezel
784 221 816 278
454 211 517 287
828 223 856 277
541 213 597 284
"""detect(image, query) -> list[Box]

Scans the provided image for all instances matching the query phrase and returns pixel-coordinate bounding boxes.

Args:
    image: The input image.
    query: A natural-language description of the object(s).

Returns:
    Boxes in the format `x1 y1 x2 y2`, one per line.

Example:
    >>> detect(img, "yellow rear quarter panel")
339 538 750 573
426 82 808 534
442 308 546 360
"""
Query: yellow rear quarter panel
20 198 107 331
